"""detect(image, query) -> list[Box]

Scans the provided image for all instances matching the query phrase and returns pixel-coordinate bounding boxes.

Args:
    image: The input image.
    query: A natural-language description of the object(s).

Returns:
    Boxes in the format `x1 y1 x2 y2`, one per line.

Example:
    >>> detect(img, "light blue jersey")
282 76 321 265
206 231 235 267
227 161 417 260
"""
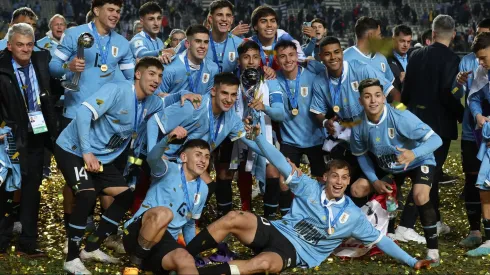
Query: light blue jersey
49 23 135 119
310 60 394 120
457 53 480 142
343 46 395 84
0 38 6 51
351 105 440 176
56 81 163 164
37 33 62 55
476 122 490 191
0 127 21 192
155 51 219 95
125 136 208 243
129 31 164 58
254 135 418 268
276 61 325 148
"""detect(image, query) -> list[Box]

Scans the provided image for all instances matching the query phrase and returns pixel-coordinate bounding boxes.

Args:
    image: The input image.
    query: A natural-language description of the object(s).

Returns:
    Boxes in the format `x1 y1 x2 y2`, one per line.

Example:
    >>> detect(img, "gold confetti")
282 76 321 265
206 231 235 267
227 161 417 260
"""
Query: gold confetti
11 152 19 159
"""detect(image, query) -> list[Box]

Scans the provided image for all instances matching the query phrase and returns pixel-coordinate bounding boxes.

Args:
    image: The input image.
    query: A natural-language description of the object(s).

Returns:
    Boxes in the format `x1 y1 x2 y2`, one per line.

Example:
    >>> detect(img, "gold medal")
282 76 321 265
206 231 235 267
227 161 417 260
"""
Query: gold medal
100 64 108 72
327 227 335 235
291 108 299 116
333 105 340 113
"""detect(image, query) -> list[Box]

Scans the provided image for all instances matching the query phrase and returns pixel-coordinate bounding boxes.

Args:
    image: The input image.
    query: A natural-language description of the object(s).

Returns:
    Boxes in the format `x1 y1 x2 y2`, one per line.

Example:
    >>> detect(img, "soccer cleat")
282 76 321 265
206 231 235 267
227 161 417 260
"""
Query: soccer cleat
80 249 121 264
393 226 426 244
104 235 126 254
436 221 451 235
63 238 68 254
209 243 235 263
459 235 482 248
466 245 490 257
63 258 92 275
426 249 440 267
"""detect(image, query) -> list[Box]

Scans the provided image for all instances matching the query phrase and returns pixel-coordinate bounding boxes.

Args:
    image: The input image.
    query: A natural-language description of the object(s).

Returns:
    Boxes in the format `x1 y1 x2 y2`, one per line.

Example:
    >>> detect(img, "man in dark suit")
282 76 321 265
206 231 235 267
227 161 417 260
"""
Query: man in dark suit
388 24 413 92
401 14 464 236
0 23 57 257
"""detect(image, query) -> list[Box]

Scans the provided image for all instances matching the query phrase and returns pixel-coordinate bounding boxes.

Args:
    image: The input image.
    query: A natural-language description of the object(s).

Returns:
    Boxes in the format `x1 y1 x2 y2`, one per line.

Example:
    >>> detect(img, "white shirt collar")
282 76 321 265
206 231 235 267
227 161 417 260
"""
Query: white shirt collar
353 45 375 59
321 189 345 207
325 61 349 84
366 105 388 126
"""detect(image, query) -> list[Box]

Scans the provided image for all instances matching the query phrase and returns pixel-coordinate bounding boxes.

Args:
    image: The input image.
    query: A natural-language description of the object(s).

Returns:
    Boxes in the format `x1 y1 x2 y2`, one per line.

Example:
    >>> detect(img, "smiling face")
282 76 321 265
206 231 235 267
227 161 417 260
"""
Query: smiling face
255 15 277 42
238 48 261 71
319 42 343 73
312 22 327 40
210 7 233 34
94 3 121 30
359 85 385 118
276 46 298 74
141 12 162 37
185 32 210 62
136 65 163 96
181 147 211 177
211 83 238 112
323 167 350 199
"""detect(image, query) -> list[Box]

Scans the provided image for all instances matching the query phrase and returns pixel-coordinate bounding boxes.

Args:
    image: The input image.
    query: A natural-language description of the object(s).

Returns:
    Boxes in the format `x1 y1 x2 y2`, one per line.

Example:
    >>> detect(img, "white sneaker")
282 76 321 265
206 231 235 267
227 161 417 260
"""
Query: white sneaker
393 226 426 244
13 222 22 234
63 238 68 254
80 249 121 264
251 184 261 199
387 233 396 240
63 258 92 275
437 221 451 235
104 235 126 254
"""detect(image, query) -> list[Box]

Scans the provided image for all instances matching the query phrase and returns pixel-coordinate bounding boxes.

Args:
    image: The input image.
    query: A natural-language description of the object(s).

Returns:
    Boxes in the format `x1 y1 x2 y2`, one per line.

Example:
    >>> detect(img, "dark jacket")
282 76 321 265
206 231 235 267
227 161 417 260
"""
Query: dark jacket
401 42 464 140
0 49 58 174
387 48 413 91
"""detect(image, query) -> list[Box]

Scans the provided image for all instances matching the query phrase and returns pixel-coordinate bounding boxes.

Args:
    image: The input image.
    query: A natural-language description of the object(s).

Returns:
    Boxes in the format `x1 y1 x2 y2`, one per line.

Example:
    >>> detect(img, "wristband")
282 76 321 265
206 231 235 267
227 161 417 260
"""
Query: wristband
322 118 328 128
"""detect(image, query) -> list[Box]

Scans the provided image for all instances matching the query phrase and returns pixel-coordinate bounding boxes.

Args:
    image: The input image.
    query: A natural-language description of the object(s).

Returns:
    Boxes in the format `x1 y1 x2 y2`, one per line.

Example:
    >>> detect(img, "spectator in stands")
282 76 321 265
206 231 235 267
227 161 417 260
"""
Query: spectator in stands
132 20 142 37
302 18 327 60
166 28 185 48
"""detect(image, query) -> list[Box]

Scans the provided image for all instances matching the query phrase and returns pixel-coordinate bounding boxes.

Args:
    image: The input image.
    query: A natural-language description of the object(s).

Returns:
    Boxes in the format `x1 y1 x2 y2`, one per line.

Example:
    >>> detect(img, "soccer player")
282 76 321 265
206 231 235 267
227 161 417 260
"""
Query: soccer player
466 32 490 256
155 25 218 96
37 14 66 54
248 5 305 70
343 17 400 102
0 7 38 50
454 19 490 249
129 2 164 59
349 78 442 265
54 57 165 274
185 124 433 274
275 39 325 215
302 18 328 61
123 130 207 275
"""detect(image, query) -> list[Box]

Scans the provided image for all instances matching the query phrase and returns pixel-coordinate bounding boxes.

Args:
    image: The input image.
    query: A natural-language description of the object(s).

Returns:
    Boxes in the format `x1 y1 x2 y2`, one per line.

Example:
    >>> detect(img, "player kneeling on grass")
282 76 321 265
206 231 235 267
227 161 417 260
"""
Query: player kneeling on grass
123 127 208 275
184 123 434 275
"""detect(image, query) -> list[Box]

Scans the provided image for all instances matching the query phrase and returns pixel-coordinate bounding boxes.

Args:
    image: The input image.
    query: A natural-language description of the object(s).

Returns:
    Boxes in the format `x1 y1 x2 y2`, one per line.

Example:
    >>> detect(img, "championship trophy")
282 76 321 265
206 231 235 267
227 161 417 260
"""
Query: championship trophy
241 68 262 140
62 32 95 91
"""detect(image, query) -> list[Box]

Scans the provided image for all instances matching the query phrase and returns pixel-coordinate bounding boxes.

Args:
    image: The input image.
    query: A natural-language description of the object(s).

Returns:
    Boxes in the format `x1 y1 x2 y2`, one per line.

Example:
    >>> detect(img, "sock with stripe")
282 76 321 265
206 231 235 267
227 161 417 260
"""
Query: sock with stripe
279 189 292 216
418 200 438 249
263 178 280 219
215 179 233 217
66 190 97 261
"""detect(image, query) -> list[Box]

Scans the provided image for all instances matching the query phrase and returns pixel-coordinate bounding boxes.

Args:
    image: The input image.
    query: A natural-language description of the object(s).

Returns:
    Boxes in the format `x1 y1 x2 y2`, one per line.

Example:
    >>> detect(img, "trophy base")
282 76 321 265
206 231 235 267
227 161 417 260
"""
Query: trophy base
62 81 80 92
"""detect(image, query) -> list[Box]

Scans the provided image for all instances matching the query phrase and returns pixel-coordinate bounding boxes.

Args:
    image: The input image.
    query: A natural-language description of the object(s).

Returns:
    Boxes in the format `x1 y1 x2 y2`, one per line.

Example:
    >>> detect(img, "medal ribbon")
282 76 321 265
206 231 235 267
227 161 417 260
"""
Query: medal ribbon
91 22 112 68
208 102 224 146
209 31 229 73
322 196 349 234
252 35 276 67
184 54 204 93
283 67 301 111
326 69 343 112
180 166 201 215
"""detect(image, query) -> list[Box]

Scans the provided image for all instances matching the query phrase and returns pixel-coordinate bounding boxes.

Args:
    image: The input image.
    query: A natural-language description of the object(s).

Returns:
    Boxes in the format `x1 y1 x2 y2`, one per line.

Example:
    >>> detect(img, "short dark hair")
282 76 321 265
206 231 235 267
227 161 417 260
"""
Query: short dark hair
209 0 234 15
359 78 384 94
478 18 490 29
472 32 490 53
311 18 326 28
12 7 38 23
181 139 211 153
135 57 164 79
251 6 277 27
274 39 297 52
355 16 379 39
68 22 78 28
214 72 240 87
139 1 162 17
326 159 351 174
86 11 94 23
393 24 412 37
421 29 432 45
91 0 123 14
319 36 341 50
186 24 210 38
237 40 260 56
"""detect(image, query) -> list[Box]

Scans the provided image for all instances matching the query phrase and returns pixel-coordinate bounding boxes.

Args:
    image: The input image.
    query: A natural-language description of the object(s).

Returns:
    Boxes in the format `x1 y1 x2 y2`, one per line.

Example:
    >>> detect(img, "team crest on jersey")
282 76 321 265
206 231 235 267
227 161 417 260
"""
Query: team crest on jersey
339 212 350 224
388 128 395 139
421 165 429 174
44 42 51 49
202 73 210 83
301 87 308 97
229 52 236 62
112 46 119 57
351 81 359 91
380 63 386 72
133 40 143 48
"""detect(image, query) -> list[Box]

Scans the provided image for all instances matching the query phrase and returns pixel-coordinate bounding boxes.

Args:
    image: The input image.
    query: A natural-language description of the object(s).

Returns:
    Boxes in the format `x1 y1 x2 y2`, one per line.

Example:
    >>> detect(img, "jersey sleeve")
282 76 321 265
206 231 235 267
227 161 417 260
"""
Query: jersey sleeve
396 110 435 141
227 114 247 141
264 80 285 121
147 135 173 178
206 64 218 94
309 75 329 115
81 83 120 120
350 124 368 156
154 103 195 136
49 28 76 77
119 42 136 80
130 38 159 58
351 213 383 247
469 88 485 120
358 63 394 96
381 56 395 84
147 113 162 152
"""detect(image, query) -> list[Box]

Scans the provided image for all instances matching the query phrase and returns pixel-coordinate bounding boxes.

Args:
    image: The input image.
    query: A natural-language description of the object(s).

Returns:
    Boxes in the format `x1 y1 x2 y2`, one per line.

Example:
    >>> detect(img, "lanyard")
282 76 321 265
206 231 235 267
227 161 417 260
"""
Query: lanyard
283 68 301 110
133 91 146 135
91 22 112 66
322 196 349 233
252 35 276 67
184 54 204 93
209 31 229 73
326 69 343 109
144 32 158 51
11 59 36 111
180 166 201 214
208 103 223 145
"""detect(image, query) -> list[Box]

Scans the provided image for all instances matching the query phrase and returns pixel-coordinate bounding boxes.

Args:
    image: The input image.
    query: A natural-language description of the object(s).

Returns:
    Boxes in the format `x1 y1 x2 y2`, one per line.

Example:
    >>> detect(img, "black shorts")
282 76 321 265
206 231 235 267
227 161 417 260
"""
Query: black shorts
54 144 128 193
461 140 481 174
359 161 436 187
123 214 183 275
280 143 326 177
216 137 234 164
248 215 297 271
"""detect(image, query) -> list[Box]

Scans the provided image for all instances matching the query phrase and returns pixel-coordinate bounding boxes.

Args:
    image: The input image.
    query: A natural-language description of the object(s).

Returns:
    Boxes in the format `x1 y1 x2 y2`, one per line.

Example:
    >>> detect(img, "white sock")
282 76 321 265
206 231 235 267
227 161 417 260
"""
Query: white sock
427 249 439 259
480 240 490 248
229 264 240 275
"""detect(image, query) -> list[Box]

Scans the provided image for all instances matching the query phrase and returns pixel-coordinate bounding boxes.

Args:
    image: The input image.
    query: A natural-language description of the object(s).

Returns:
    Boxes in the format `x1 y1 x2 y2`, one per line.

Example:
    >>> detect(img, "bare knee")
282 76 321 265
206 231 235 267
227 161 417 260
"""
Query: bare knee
221 210 247 230
413 190 429 205
145 206 173 228
251 257 281 273
173 248 195 268
350 179 371 198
